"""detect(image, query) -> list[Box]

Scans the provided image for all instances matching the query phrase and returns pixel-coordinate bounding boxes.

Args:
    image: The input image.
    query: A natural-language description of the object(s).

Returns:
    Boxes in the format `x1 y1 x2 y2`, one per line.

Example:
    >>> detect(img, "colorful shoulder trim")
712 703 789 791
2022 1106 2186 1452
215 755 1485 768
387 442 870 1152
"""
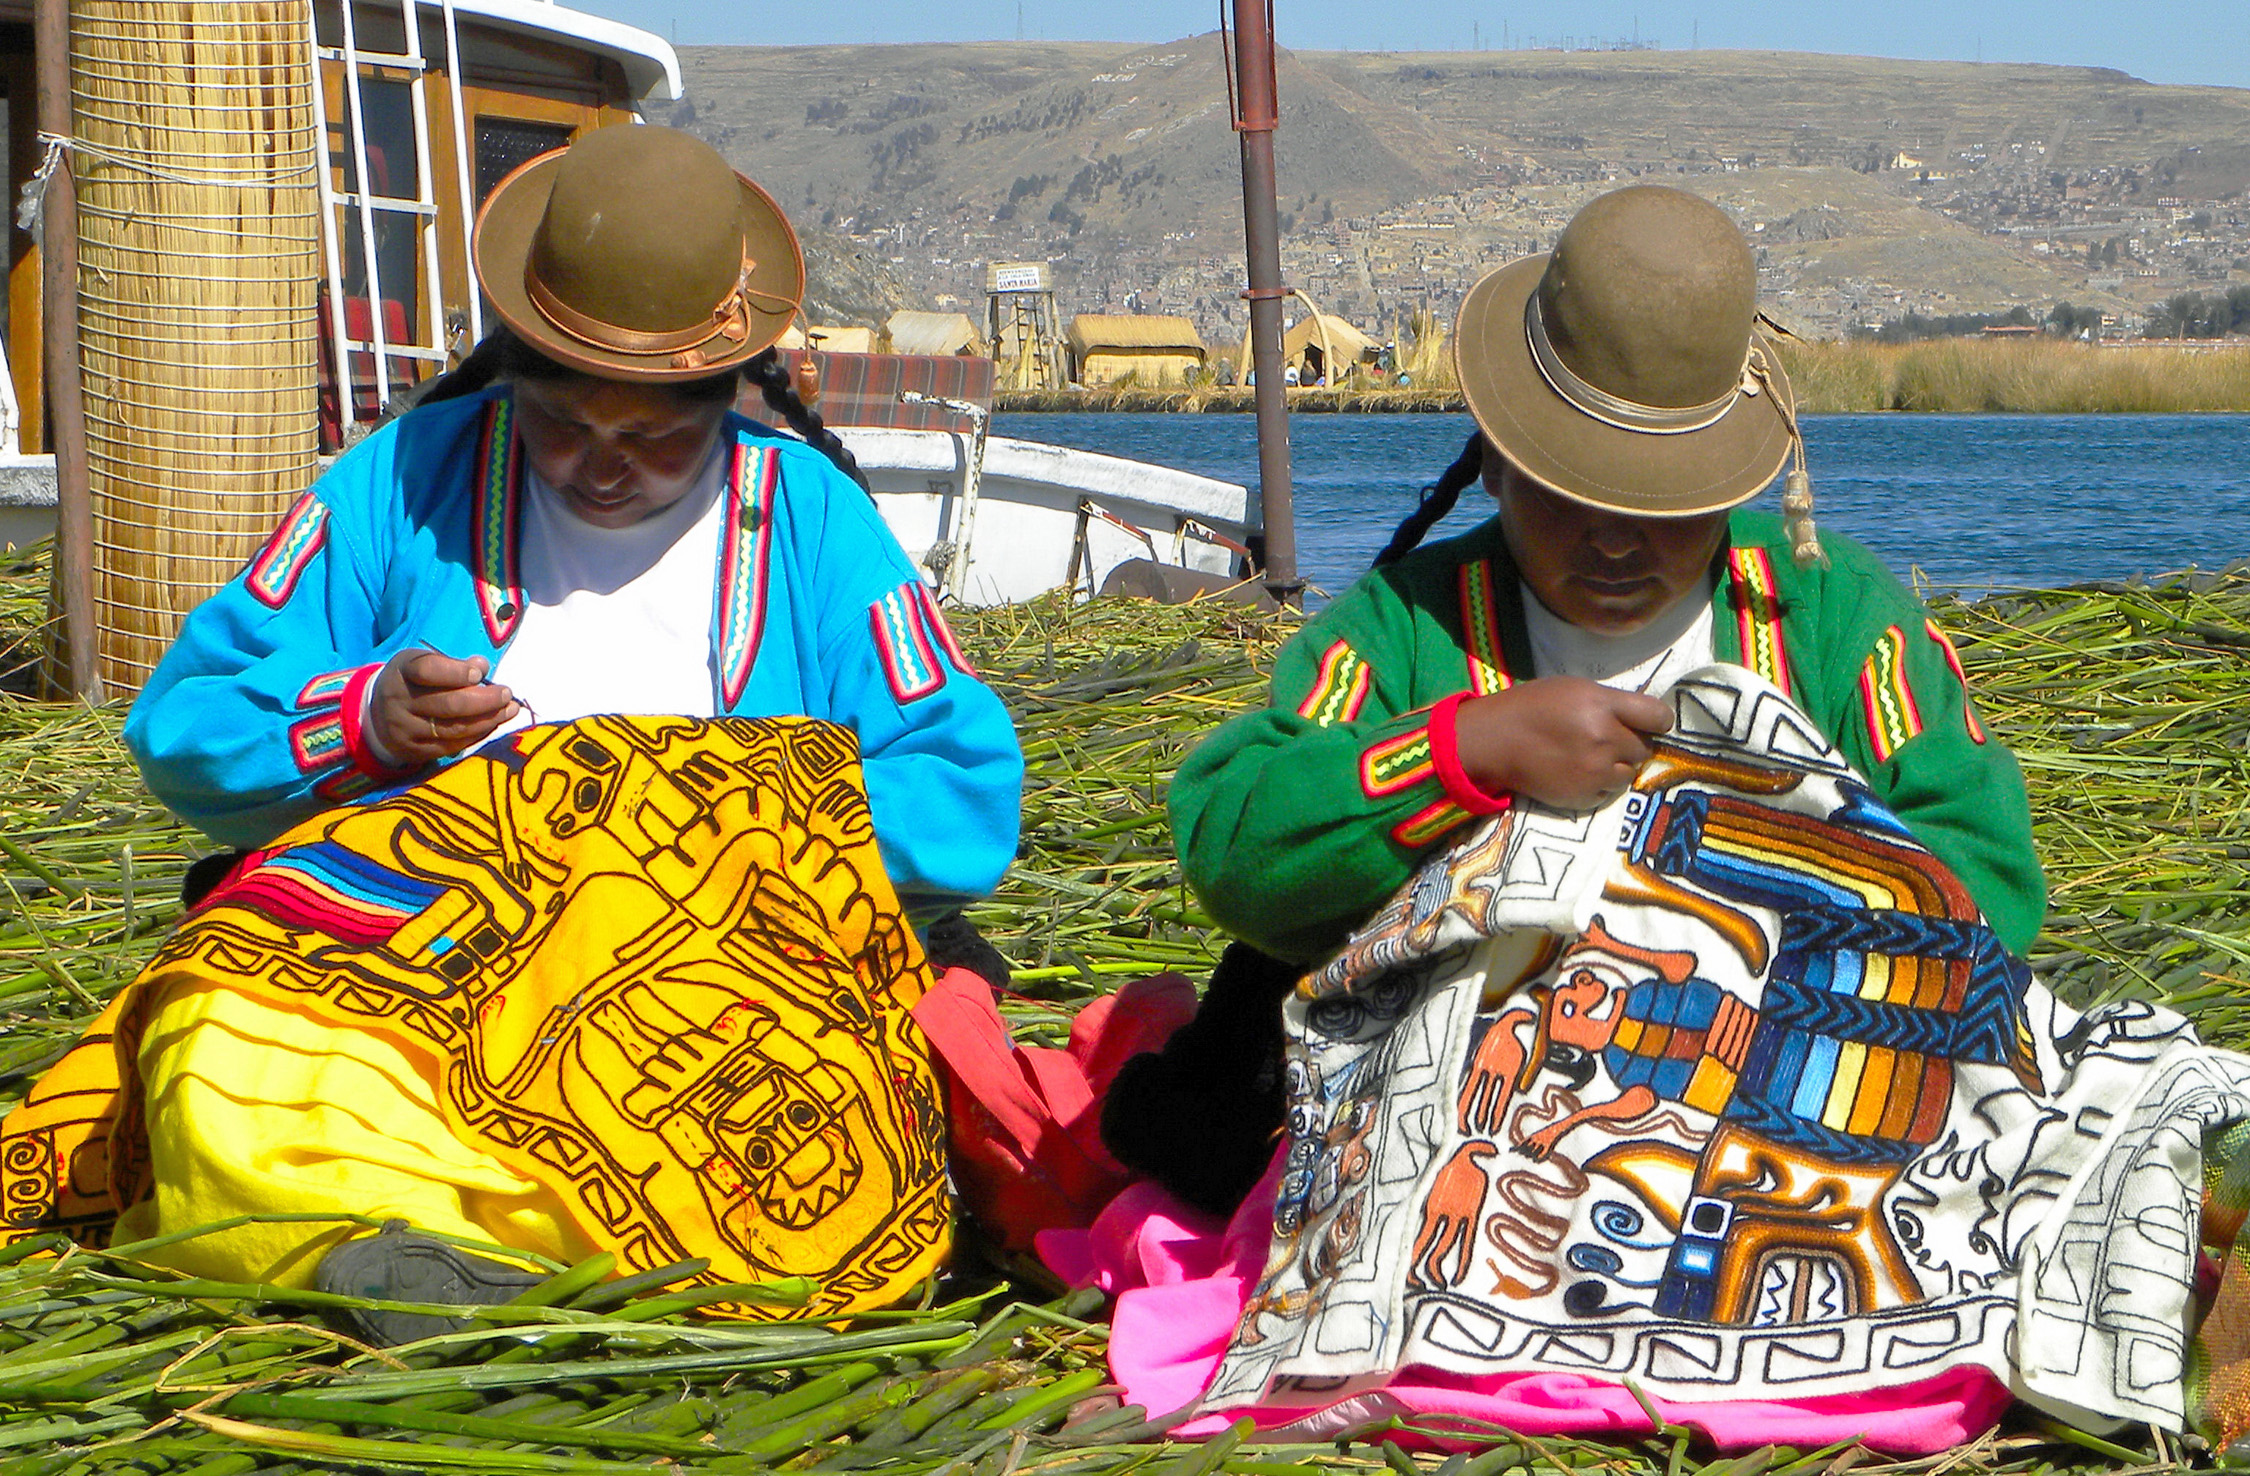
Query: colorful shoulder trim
1858 624 1925 763
1458 559 1513 695
1725 546 1793 697
717 441 780 707
1298 640 1372 726
911 581 977 678
246 491 330 609
1924 618 1987 744
473 397 525 646
870 580 947 704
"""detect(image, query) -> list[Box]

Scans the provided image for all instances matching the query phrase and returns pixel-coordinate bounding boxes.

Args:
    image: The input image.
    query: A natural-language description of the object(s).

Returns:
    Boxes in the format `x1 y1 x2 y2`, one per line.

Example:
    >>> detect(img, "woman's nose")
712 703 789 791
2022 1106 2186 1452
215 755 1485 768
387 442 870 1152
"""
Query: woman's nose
584 439 630 489
1583 514 1648 559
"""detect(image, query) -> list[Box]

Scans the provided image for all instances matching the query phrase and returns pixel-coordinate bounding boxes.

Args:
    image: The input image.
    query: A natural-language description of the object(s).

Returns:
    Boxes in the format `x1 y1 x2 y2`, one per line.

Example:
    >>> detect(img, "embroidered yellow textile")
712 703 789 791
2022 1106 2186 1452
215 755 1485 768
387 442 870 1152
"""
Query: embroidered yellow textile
0 715 952 1317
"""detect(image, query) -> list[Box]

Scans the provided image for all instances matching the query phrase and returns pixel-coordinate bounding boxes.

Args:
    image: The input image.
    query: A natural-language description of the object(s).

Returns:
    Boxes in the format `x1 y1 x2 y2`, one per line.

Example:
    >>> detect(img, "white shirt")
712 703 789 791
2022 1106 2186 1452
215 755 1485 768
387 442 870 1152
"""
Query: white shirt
1518 576 1717 694
491 452 728 725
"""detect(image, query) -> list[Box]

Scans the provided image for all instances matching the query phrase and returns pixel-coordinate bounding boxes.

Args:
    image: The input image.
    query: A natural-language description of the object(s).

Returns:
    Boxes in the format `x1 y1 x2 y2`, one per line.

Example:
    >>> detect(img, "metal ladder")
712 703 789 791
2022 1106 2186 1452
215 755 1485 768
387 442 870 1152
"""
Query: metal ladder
306 0 485 441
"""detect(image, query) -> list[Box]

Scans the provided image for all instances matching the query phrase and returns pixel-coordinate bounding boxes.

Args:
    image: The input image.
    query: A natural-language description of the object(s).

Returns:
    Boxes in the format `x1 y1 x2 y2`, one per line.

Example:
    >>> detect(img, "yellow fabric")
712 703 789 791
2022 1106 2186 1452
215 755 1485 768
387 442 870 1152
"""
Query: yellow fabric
111 982 585 1288
0 716 952 1317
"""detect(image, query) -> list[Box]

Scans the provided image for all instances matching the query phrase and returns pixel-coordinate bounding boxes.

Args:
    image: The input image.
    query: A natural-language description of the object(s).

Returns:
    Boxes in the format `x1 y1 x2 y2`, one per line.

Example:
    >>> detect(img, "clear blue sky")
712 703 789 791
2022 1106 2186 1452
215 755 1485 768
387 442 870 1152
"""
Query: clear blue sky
574 2 2250 92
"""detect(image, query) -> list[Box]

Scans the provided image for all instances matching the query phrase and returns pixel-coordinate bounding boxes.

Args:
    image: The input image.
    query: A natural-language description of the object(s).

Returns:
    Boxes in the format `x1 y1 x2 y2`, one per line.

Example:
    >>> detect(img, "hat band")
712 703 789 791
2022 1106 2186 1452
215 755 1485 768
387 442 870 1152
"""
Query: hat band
1525 293 1746 436
524 252 758 359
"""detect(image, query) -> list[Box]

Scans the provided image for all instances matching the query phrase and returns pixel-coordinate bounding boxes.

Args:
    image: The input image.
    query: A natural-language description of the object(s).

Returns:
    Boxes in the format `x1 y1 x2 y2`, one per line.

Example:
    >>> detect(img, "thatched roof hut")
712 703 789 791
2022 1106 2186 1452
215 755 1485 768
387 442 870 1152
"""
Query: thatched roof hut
887 311 985 357
1279 313 1380 384
1067 314 1207 387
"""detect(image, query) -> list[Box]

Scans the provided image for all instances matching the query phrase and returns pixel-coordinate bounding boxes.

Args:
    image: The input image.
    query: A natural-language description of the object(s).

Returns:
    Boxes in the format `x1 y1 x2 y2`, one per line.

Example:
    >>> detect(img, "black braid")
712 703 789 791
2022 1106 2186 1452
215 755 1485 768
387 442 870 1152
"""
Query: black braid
1373 432 1483 568
745 348 872 495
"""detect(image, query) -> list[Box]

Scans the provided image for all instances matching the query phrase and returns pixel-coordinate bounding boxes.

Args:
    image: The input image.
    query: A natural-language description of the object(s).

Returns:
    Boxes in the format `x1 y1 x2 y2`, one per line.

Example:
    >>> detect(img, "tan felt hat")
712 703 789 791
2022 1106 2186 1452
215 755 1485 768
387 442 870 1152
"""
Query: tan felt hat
1454 185 1795 517
473 125 803 381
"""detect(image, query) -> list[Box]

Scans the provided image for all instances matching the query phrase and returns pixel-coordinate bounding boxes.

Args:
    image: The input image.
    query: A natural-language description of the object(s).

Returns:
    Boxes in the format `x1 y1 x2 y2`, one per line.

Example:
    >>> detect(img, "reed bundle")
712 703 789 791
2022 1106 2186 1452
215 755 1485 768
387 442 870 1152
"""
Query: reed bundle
69 0 321 694
1 542 2247 1472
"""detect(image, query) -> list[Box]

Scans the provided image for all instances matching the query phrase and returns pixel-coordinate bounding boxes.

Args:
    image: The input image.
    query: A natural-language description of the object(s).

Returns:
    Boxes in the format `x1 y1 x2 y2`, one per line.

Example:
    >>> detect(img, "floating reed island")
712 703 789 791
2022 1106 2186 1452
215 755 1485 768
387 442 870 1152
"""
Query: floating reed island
998 338 2250 415
3 540 2250 1474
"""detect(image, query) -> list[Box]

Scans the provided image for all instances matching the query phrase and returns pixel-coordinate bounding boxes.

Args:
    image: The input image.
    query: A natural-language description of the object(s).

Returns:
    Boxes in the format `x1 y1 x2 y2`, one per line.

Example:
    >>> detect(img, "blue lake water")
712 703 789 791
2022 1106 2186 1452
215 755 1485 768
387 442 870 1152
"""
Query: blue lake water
990 412 2250 600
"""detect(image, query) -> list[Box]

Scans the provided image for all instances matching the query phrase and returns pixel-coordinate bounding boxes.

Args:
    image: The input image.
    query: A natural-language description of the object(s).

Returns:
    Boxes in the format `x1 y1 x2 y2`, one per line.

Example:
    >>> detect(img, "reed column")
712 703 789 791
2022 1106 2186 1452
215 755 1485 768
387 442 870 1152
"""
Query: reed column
70 0 322 694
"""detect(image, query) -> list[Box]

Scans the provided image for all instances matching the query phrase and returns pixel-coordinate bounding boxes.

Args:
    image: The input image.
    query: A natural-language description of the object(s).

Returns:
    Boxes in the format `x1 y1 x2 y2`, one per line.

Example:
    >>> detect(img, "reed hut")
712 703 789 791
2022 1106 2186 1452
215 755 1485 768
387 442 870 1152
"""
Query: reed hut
886 310 985 357
1067 314 1205 387
805 325 879 355
1279 312 1379 386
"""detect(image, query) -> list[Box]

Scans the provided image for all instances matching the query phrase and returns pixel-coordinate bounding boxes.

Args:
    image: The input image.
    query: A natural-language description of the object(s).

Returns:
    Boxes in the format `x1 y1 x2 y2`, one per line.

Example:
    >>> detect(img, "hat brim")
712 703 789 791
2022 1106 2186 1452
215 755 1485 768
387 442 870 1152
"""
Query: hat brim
473 148 804 383
1454 254 1793 517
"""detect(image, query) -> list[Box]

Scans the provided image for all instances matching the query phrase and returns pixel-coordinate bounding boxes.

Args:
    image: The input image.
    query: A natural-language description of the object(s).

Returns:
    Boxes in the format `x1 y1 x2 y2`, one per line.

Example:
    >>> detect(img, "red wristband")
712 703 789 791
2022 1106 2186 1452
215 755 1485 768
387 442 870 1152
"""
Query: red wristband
338 660 418 779
1428 691 1513 817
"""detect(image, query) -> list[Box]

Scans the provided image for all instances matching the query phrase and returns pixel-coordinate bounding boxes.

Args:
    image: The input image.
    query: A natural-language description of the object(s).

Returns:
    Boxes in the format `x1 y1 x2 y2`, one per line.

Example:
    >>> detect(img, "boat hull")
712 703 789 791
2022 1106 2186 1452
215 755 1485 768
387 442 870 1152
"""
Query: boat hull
841 428 1251 606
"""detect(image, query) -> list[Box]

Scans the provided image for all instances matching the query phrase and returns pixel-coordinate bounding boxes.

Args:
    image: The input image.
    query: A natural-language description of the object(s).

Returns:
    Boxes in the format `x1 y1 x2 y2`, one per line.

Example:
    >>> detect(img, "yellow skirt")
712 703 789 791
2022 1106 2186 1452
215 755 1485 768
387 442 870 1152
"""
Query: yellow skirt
1 715 952 1316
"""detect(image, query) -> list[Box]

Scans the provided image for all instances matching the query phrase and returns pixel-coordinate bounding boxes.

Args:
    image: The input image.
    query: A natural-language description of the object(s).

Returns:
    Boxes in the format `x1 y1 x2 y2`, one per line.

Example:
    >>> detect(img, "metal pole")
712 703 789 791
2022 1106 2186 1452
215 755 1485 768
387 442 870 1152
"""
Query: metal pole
1228 0 1297 604
36 0 97 700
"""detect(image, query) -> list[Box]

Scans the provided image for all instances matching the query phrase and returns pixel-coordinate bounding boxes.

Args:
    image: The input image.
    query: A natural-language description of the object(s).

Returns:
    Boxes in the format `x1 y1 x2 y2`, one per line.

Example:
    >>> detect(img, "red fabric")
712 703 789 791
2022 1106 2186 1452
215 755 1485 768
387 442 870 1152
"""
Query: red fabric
911 968 1196 1251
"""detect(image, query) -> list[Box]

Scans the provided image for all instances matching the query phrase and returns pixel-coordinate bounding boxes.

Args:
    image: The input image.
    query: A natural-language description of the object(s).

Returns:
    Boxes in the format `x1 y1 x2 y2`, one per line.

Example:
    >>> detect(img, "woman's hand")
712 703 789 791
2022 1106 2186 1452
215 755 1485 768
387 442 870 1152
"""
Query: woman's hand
368 649 522 768
1453 677 1672 812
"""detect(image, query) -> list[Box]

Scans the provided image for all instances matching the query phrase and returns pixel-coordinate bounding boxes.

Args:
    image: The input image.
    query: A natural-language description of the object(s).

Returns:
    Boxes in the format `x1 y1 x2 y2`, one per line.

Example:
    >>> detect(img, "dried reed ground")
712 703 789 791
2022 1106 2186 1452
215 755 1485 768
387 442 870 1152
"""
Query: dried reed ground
0 538 2242 1473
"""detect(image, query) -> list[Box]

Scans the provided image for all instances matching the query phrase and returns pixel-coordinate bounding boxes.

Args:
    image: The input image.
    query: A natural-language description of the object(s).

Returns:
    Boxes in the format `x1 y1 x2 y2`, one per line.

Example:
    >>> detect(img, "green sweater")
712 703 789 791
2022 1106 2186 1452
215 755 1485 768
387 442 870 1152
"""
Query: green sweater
1171 509 2046 964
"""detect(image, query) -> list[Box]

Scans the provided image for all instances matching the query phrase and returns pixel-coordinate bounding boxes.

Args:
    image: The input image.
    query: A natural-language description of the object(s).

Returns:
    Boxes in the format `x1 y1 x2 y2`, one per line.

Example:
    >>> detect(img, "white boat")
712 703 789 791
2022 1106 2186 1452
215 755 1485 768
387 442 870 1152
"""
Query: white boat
845 426 1250 606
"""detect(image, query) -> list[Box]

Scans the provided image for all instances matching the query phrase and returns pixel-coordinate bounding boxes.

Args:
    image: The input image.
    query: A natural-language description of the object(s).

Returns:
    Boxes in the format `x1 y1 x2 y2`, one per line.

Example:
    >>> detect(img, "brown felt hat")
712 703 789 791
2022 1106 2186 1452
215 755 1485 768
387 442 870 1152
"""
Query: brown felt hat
1454 185 1795 516
473 125 803 381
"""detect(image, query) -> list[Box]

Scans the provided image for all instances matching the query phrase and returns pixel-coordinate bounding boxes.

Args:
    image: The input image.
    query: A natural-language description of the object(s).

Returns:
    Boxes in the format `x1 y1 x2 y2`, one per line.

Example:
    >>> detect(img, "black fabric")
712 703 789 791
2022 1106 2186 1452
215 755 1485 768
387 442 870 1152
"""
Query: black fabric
1099 941 1300 1216
924 910 1013 992
179 850 248 910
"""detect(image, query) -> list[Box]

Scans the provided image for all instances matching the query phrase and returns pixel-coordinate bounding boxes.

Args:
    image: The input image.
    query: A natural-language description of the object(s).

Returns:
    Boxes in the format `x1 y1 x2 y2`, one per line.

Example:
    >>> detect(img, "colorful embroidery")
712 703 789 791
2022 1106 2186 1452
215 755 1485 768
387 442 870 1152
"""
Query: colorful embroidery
1924 619 1987 744
1726 547 1792 697
911 582 977 678
1299 641 1372 726
870 582 944 703
1858 624 1925 763
315 769 379 804
295 668 355 709
288 713 347 775
1361 727 1436 798
1390 797 1473 848
1458 560 1513 695
718 442 779 707
246 492 329 609
474 398 524 646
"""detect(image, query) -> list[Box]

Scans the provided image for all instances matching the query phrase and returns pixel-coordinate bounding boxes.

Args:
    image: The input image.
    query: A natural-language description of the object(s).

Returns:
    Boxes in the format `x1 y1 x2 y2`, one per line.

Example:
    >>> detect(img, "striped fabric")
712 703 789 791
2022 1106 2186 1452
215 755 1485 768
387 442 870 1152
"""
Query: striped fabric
717 442 780 707
246 491 329 610
1298 641 1372 726
869 581 946 703
1390 797 1473 848
1457 559 1513 695
1858 625 1925 763
1360 726 1435 798
1726 546 1792 697
472 398 524 646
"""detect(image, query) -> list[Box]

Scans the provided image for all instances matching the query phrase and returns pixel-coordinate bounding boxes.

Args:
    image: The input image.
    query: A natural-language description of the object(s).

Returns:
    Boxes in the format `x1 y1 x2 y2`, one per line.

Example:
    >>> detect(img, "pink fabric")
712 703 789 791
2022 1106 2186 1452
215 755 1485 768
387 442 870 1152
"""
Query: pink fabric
1037 1157 2013 1454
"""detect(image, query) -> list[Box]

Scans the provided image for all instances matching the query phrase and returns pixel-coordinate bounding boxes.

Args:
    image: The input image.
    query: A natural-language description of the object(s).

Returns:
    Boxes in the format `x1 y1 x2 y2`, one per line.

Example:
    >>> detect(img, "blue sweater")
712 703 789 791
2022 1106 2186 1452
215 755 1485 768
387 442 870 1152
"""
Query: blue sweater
126 388 1024 920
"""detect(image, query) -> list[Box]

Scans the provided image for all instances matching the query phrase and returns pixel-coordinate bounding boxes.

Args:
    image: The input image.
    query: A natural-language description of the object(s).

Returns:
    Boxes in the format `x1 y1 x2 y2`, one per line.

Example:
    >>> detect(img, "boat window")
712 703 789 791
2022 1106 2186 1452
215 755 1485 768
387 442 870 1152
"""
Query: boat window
333 77 422 355
476 118 576 204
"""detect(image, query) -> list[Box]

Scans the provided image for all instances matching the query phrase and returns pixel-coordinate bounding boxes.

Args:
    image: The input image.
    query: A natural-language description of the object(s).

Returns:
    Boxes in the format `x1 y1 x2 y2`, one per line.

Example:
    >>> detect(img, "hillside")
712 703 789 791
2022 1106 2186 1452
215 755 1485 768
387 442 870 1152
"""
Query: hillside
651 41 2250 339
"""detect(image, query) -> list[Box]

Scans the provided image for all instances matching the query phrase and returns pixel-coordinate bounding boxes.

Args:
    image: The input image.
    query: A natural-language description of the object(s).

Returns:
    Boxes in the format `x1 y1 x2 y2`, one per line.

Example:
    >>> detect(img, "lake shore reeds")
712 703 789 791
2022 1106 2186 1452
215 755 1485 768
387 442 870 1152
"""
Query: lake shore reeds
0 538 2245 1473
997 339 2250 416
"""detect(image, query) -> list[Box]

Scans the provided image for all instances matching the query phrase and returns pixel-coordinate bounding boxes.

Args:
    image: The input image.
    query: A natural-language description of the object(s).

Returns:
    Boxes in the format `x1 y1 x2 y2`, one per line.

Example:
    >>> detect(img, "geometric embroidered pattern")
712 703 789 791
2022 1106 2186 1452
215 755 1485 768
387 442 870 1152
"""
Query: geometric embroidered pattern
472 397 525 647
1361 726 1435 798
718 441 779 707
1726 546 1791 698
1858 625 1922 763
247 491 329 609
1390 796 1473 849
1458 559 1513 696
1299 640 1372 726
869 581 945 704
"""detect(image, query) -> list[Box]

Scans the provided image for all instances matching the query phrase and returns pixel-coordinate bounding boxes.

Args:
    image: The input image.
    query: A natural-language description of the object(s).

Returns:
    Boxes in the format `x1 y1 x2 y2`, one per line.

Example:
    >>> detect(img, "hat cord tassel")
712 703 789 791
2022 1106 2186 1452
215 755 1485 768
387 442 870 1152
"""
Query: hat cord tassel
1749 345 1827 570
